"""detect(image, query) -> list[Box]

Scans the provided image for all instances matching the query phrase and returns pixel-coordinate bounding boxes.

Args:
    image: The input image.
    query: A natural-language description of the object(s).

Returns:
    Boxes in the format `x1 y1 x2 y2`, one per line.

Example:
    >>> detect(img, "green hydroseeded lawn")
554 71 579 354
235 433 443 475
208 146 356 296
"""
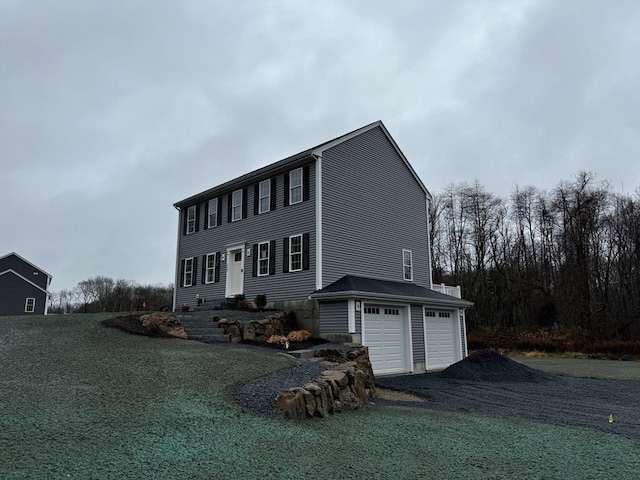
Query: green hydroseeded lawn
1 314 638 480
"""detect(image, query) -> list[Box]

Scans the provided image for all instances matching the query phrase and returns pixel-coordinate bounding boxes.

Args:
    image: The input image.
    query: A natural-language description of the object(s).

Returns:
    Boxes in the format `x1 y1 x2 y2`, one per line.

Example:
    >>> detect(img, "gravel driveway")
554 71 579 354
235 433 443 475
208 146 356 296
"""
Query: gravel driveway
376 358 640 441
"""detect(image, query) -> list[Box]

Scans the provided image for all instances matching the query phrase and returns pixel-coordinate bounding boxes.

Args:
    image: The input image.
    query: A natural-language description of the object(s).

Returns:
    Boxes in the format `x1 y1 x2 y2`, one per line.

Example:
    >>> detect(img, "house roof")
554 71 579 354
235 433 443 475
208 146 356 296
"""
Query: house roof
0 269 50 294
174 120 430 208
0 252 52 279
309 275 473 308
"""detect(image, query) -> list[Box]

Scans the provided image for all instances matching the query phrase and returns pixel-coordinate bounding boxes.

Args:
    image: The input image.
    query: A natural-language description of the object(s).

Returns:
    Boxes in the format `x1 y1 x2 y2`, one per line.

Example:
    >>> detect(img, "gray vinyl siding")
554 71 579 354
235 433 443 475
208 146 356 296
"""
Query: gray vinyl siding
317 300 348 334
175 162 316 309
321 126 431 289
410 304 425 363
0 272 47 315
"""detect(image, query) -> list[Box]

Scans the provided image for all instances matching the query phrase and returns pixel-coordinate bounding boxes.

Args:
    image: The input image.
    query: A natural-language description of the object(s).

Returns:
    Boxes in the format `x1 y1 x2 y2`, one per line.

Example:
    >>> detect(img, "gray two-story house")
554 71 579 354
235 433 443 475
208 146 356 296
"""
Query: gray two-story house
173 121 472 375
0 252 52 316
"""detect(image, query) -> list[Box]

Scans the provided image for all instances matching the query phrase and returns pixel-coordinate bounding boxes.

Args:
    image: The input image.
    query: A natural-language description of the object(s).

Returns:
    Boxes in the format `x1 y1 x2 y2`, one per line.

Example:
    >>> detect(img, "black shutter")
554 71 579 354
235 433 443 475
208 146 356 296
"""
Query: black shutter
192 257 198 285
242 188 248 219
269 240 276 275
227 193 232 223
283 237 289 273
180 259 185 287
201 255 206 284
216 198 222 226
270 177 277 211
252 244 258 277
254 184 259 215
195 205 200 232
203 201 209 229
214 253 220 283
303 165 310 202
283 172 290 207
182 210 187 235
302 233 310 270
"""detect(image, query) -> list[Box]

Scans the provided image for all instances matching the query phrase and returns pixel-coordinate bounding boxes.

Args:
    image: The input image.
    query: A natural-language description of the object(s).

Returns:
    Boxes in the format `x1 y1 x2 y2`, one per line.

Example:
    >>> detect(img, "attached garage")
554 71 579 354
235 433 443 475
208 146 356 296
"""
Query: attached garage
425 309 461 370
362 304 410 375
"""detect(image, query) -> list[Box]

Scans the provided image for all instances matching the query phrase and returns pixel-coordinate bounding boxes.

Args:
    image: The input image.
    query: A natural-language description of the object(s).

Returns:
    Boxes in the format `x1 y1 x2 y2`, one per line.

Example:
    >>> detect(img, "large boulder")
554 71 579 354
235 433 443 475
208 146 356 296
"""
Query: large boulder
140 312 187 338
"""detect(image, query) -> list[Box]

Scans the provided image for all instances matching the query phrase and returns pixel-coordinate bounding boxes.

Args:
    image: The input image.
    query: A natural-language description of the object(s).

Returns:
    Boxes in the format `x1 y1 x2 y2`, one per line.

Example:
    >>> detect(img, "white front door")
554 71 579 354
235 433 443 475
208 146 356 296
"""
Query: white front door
226 248 244 297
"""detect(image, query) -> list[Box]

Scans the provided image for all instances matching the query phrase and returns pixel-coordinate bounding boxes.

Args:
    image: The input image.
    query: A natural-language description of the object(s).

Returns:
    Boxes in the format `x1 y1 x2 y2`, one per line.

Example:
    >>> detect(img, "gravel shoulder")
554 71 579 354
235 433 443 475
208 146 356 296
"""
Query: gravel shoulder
376 356 640 441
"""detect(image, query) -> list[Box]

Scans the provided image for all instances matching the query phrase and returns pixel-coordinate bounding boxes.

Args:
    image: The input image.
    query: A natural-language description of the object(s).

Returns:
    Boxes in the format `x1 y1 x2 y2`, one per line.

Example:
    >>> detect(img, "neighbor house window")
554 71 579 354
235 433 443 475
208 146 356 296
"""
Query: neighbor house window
402 249 413 281
186 206 196 234
232 189 242 222
208 198 218 228
258 242 270 276
25 297 35 313
289 234 302 271
205 253 216 283
258 180 270 214
184 258 194 287
289 168 303 204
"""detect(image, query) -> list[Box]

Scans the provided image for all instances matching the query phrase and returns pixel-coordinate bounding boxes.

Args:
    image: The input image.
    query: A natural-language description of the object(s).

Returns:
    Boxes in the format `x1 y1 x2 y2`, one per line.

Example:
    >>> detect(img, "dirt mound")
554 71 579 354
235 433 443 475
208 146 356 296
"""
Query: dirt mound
440 349 551 382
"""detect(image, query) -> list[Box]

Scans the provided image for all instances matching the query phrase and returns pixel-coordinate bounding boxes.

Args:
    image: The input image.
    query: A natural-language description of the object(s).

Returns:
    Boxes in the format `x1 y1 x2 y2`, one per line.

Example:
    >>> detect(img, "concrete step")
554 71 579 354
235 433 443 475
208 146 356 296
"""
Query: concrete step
188 333 231 343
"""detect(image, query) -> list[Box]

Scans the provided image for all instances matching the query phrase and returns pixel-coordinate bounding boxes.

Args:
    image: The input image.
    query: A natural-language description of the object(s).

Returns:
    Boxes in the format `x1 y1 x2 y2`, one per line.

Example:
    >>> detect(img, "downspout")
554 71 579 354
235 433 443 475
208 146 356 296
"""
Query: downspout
172 205 181 312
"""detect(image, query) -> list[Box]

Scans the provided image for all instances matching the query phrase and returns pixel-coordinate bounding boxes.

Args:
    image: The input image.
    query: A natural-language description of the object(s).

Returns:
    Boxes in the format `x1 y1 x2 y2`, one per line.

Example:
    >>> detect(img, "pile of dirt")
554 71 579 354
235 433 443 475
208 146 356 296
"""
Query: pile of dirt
101 315 172 338
439 349 551 382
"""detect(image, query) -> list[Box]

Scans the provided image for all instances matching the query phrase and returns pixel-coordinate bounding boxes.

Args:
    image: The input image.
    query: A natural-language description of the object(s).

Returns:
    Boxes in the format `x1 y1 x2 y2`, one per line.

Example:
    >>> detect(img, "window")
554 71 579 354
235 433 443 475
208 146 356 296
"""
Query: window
289 168 302 204
289 234 302 271
208 198 218 228
183 258 194 287
402 249 413 281
25 297 35 313
258 180 270 214
258 242 270 276
385 308 400 315
365 307 380 314
425 310 436 317
232 190 243 222
205 253 216 283
439 312 451 318
186 206 196 234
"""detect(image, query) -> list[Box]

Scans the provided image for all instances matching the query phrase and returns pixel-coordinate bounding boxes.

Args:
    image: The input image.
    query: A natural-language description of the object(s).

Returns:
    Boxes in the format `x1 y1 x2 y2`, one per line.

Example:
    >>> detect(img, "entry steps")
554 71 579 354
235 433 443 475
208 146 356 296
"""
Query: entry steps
177 314 230 343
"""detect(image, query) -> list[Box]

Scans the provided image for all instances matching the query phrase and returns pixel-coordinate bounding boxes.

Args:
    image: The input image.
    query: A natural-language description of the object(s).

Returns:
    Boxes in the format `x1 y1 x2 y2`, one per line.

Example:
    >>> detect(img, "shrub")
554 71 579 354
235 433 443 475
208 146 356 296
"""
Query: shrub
234 294 247 309
267 335 287 345
287 330 311 342
181 303 190 312
255 294 267 309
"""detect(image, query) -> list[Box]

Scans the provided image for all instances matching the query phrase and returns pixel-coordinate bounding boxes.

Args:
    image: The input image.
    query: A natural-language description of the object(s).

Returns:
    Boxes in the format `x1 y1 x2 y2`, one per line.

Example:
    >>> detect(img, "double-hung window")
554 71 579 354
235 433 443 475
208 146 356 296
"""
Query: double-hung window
258 180 270 214
402 249 413 281
258 242 270 276
186 206 196 234
208 198 218 228
232 189 243 222
205 253 216 283
289 168 303 205
289 234 303 271
184 258 194 287
25 297 35 313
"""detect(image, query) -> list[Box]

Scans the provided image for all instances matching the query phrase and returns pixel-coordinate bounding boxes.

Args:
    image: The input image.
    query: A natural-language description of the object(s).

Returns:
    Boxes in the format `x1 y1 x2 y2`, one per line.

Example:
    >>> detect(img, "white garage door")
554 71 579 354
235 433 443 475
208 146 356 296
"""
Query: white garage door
363 305 409 375
425 310 460 370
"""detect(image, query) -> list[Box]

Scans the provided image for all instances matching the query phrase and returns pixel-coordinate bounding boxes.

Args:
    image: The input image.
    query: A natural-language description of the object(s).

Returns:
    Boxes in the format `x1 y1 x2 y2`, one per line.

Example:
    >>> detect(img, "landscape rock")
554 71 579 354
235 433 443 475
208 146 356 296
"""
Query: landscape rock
140 312 183 336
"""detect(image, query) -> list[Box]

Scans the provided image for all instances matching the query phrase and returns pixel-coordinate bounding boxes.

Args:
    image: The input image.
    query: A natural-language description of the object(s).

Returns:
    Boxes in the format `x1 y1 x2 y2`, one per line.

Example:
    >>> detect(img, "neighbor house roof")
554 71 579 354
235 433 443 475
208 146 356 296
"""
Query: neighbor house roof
174 120 430 209
309 275 473 308
0 252 52 280
0 269 50 294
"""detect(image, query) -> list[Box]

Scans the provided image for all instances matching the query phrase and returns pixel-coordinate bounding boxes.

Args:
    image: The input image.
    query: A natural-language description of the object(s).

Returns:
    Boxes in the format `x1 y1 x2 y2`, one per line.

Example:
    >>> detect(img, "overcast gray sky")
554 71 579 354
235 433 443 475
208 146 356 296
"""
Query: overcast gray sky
1 0 638 293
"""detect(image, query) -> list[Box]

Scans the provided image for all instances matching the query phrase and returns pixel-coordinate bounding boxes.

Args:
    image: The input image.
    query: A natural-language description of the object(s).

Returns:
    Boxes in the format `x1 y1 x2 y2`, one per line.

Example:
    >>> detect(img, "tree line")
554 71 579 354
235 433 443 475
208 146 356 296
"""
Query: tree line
430 171 640 341
50 276 173 314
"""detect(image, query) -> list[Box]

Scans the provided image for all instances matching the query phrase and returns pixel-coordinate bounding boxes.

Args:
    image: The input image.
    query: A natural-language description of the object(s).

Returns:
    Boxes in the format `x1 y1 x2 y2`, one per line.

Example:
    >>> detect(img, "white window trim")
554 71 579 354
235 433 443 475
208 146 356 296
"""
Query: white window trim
258 180 270 214
208 198 218 228
258 241 270 276
289 168 303 205
205 253 216 284
184 257 194 287
25 297 35 313
289 234 303 272
403 249 413 281
232 189 243 222
186 206 196 234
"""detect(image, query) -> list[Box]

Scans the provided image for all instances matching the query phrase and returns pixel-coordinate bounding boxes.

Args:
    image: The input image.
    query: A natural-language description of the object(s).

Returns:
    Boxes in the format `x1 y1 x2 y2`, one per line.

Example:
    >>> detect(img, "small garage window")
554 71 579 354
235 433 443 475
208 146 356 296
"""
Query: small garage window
364 307 380 314
425 310 436 317
384 308 400 315
439 312 451 318
25 298 35 313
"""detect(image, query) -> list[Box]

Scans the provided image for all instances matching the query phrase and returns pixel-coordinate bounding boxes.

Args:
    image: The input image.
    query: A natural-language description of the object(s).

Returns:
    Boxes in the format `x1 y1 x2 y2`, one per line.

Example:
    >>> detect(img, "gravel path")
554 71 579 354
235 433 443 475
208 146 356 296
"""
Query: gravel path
377 364 640 441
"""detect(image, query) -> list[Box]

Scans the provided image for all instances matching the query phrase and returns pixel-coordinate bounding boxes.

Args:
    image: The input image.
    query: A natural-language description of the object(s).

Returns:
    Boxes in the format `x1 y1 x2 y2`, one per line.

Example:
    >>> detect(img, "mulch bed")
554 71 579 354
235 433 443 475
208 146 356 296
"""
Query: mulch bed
101 315 173 338
240 337 329 351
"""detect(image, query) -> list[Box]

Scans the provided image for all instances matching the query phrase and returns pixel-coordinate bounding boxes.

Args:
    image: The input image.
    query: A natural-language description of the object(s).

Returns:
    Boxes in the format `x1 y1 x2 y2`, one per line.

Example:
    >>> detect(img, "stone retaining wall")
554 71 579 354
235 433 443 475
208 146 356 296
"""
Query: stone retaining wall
217 311 297 343
275 346 376 419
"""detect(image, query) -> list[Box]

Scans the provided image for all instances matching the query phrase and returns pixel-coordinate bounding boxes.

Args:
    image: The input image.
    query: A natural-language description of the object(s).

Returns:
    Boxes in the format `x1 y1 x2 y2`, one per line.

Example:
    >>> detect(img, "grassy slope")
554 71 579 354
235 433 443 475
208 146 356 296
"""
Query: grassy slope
1 314 638 480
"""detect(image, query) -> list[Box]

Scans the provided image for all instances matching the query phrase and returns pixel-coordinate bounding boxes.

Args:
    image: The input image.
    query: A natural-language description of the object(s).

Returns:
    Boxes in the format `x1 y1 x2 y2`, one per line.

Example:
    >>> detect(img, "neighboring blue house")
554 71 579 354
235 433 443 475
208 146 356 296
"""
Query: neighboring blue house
173 121 472 374
0 252 52 316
